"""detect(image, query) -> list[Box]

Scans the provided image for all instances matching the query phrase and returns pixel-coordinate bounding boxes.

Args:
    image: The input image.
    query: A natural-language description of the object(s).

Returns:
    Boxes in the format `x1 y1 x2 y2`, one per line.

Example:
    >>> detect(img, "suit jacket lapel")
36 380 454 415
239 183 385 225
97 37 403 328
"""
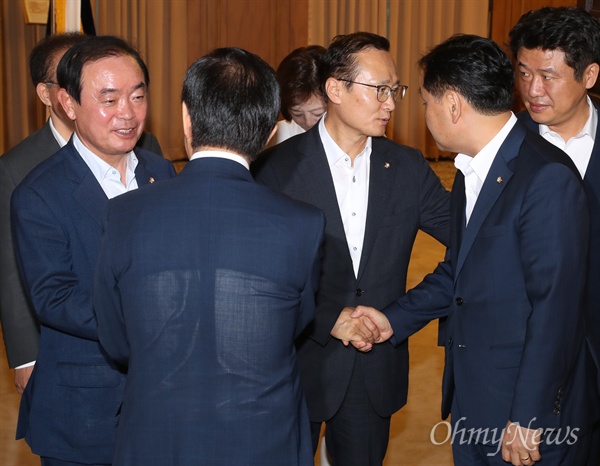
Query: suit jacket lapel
454 123 524 280
297 130 351 263
63 141 108 228
356 142 396 281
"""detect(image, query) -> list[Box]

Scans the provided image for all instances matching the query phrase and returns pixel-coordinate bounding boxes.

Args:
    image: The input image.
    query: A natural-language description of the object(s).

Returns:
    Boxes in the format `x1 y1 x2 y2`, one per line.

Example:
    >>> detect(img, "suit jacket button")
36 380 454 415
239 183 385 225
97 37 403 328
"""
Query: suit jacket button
455 297 463 306
355 288 364 297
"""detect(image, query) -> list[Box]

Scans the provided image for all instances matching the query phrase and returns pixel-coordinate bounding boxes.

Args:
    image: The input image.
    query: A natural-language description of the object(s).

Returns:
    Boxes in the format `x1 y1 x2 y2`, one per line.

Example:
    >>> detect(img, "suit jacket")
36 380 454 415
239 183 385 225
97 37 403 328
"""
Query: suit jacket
94 157 324 466
384 121 599 440
518 107 600 384
253 125 450 421
0 121 162 368
11 138 174 463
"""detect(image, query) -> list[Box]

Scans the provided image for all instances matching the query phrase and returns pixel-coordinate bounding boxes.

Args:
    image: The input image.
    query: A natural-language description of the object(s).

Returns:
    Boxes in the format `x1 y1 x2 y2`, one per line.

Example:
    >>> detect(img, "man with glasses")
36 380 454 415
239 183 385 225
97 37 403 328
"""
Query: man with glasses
254 31 450 466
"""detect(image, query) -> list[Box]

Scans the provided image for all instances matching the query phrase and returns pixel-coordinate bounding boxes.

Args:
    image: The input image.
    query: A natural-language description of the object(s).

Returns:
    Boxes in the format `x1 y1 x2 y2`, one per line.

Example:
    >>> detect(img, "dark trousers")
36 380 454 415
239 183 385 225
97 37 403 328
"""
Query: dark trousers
310 358 391 466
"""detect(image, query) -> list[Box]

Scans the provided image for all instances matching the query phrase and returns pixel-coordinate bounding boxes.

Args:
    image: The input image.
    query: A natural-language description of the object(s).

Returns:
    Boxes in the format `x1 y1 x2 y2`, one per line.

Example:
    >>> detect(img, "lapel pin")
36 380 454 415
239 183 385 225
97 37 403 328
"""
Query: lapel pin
384 162 390 169
149 177 155 184
496 176 503 184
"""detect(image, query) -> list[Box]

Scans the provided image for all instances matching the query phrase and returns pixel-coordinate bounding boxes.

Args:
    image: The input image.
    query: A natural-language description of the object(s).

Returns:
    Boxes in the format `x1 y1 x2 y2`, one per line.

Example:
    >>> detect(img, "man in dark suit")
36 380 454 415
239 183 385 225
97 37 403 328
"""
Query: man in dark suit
508 4 600 384
93 47 324 466
11 35 175 465
253 32 450 465
0 32 162 395
353 34 598 465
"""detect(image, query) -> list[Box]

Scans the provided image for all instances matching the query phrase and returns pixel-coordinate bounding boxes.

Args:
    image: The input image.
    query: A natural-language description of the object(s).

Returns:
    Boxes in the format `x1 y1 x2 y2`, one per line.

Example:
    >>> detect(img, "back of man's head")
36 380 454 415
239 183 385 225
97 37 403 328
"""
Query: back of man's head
57 35 149 104
320 32 390 102
29 32 88 86
508 7 600 81
181 47 280 161
420 34 514 116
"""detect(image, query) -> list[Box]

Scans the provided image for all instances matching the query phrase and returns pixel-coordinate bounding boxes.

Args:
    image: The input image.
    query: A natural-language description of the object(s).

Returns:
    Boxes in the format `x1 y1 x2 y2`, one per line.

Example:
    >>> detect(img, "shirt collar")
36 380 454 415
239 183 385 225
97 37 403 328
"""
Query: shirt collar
48 116 69 148
539 95 597 142
189 150 250 170
455 113 518 184
318 114 372 167
73 132 138 184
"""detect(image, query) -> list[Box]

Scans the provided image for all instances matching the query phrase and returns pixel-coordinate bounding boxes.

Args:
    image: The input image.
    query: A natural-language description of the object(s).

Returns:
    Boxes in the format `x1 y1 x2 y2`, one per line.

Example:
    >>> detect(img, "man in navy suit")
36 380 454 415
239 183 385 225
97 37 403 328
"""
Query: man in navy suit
11 35 175 465
254 32 450 465
93 47 324 466
509 8 600 463
0 32 163 395
352 34 599 465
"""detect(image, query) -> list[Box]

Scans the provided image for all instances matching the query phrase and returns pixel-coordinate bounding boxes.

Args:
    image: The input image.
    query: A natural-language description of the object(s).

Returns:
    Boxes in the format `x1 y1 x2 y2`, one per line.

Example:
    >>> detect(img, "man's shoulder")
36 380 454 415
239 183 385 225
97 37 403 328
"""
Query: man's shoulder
1 124 59 177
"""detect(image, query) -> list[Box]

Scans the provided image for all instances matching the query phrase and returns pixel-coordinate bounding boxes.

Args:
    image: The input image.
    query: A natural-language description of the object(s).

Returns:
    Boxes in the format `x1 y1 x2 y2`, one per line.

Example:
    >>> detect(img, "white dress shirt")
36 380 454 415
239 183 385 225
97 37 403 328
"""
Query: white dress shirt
74 133 139 199
319 116 371 277
539 95 597 178
454 113 518 225
190 149 250 170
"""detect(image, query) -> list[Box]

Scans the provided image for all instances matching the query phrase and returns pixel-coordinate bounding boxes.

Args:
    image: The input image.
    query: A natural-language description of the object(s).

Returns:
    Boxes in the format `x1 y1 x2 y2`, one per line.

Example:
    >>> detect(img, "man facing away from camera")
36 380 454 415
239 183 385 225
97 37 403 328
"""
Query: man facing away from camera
94 47 325 466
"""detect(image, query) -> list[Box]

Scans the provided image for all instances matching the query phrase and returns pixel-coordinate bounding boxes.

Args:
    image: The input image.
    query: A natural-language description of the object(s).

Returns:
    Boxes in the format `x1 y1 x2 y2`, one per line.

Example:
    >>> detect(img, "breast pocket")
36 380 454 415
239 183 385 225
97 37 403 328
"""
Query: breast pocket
381 205 416 228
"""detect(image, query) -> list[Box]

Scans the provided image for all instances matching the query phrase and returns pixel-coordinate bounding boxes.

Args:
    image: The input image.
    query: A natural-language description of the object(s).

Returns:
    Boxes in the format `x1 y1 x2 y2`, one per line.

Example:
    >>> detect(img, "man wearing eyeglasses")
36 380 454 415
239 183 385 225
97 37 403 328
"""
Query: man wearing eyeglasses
253 31 450 466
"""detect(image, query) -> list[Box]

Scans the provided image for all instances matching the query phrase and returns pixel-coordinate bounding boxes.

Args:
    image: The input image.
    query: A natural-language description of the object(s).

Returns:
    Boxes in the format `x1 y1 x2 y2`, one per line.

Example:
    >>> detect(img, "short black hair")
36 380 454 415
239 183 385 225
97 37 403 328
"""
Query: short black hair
277 45 326 121
508 7 600 81
28 32 88 86
181 47 280 161
320 32 390 102
420 34 514 115
57 35 150 104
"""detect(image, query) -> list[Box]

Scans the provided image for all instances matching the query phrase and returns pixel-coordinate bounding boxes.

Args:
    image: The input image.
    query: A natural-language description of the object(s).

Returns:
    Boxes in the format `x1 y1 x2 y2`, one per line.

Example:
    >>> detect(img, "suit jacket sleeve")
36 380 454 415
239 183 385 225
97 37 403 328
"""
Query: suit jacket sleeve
295 211 326 339
11 184 100 341
0 159 39 367
383 252 453 345
509 163 588 426
415 151 451 247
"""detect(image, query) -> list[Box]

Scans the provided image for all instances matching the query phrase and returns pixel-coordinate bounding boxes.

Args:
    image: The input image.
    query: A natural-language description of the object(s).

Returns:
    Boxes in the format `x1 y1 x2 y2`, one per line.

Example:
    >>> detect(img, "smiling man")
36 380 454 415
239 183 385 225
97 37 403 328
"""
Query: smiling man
254 31 450 465
11 35 175 466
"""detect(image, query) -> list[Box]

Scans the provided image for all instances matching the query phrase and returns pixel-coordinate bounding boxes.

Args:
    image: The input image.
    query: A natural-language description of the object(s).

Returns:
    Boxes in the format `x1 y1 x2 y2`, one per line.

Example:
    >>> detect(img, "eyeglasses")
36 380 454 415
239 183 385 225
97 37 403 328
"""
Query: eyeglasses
44 81 58 87
338 79 408 102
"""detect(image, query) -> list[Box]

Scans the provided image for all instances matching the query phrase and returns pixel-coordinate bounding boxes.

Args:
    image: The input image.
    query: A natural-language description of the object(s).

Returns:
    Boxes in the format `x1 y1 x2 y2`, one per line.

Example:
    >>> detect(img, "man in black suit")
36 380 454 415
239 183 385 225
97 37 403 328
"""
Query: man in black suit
254 31 450 466
0 33 162 394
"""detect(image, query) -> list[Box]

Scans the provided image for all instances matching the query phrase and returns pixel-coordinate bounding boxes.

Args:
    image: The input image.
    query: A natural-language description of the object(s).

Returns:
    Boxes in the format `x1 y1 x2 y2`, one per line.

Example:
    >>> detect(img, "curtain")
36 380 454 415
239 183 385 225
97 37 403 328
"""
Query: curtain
95 0 189 163
0 0 46 153
390 0 489 158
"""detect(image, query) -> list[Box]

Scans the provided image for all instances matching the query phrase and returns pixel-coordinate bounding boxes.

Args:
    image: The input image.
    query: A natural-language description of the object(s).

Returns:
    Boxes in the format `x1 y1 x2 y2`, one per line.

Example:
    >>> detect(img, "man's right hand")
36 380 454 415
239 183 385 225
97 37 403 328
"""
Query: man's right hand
351 306 394 344
330 307 381 351
14 365 34 394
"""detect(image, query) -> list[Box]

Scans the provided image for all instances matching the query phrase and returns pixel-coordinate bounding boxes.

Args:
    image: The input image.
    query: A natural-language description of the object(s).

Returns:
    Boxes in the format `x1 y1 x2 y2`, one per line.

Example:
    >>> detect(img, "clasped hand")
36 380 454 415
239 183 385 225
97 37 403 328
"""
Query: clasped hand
330 306 394 352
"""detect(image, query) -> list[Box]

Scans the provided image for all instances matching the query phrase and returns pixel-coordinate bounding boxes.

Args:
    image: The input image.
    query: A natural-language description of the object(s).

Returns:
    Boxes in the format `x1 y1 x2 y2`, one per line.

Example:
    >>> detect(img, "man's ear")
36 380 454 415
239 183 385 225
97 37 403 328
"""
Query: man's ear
182 102 194 158
57 88 77 121
325 77 342 104
584 63 599 90
36 82 52 107
446 91 462 124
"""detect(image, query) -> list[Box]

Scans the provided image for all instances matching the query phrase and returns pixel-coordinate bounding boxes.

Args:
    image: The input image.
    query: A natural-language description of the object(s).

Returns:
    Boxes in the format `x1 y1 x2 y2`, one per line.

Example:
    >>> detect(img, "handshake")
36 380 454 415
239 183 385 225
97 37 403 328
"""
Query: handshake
330 306 395 352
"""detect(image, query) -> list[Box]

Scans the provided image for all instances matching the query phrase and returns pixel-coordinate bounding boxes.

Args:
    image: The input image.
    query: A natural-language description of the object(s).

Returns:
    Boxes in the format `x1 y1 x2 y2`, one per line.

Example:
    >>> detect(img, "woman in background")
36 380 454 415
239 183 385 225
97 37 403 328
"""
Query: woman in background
269 45 327 146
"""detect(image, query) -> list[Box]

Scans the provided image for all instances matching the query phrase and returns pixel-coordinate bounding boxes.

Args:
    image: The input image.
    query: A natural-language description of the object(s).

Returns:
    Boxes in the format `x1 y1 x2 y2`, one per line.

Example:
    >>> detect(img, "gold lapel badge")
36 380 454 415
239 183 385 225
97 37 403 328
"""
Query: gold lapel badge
149 177 155 184
384 162 390 169
496 176 503 184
